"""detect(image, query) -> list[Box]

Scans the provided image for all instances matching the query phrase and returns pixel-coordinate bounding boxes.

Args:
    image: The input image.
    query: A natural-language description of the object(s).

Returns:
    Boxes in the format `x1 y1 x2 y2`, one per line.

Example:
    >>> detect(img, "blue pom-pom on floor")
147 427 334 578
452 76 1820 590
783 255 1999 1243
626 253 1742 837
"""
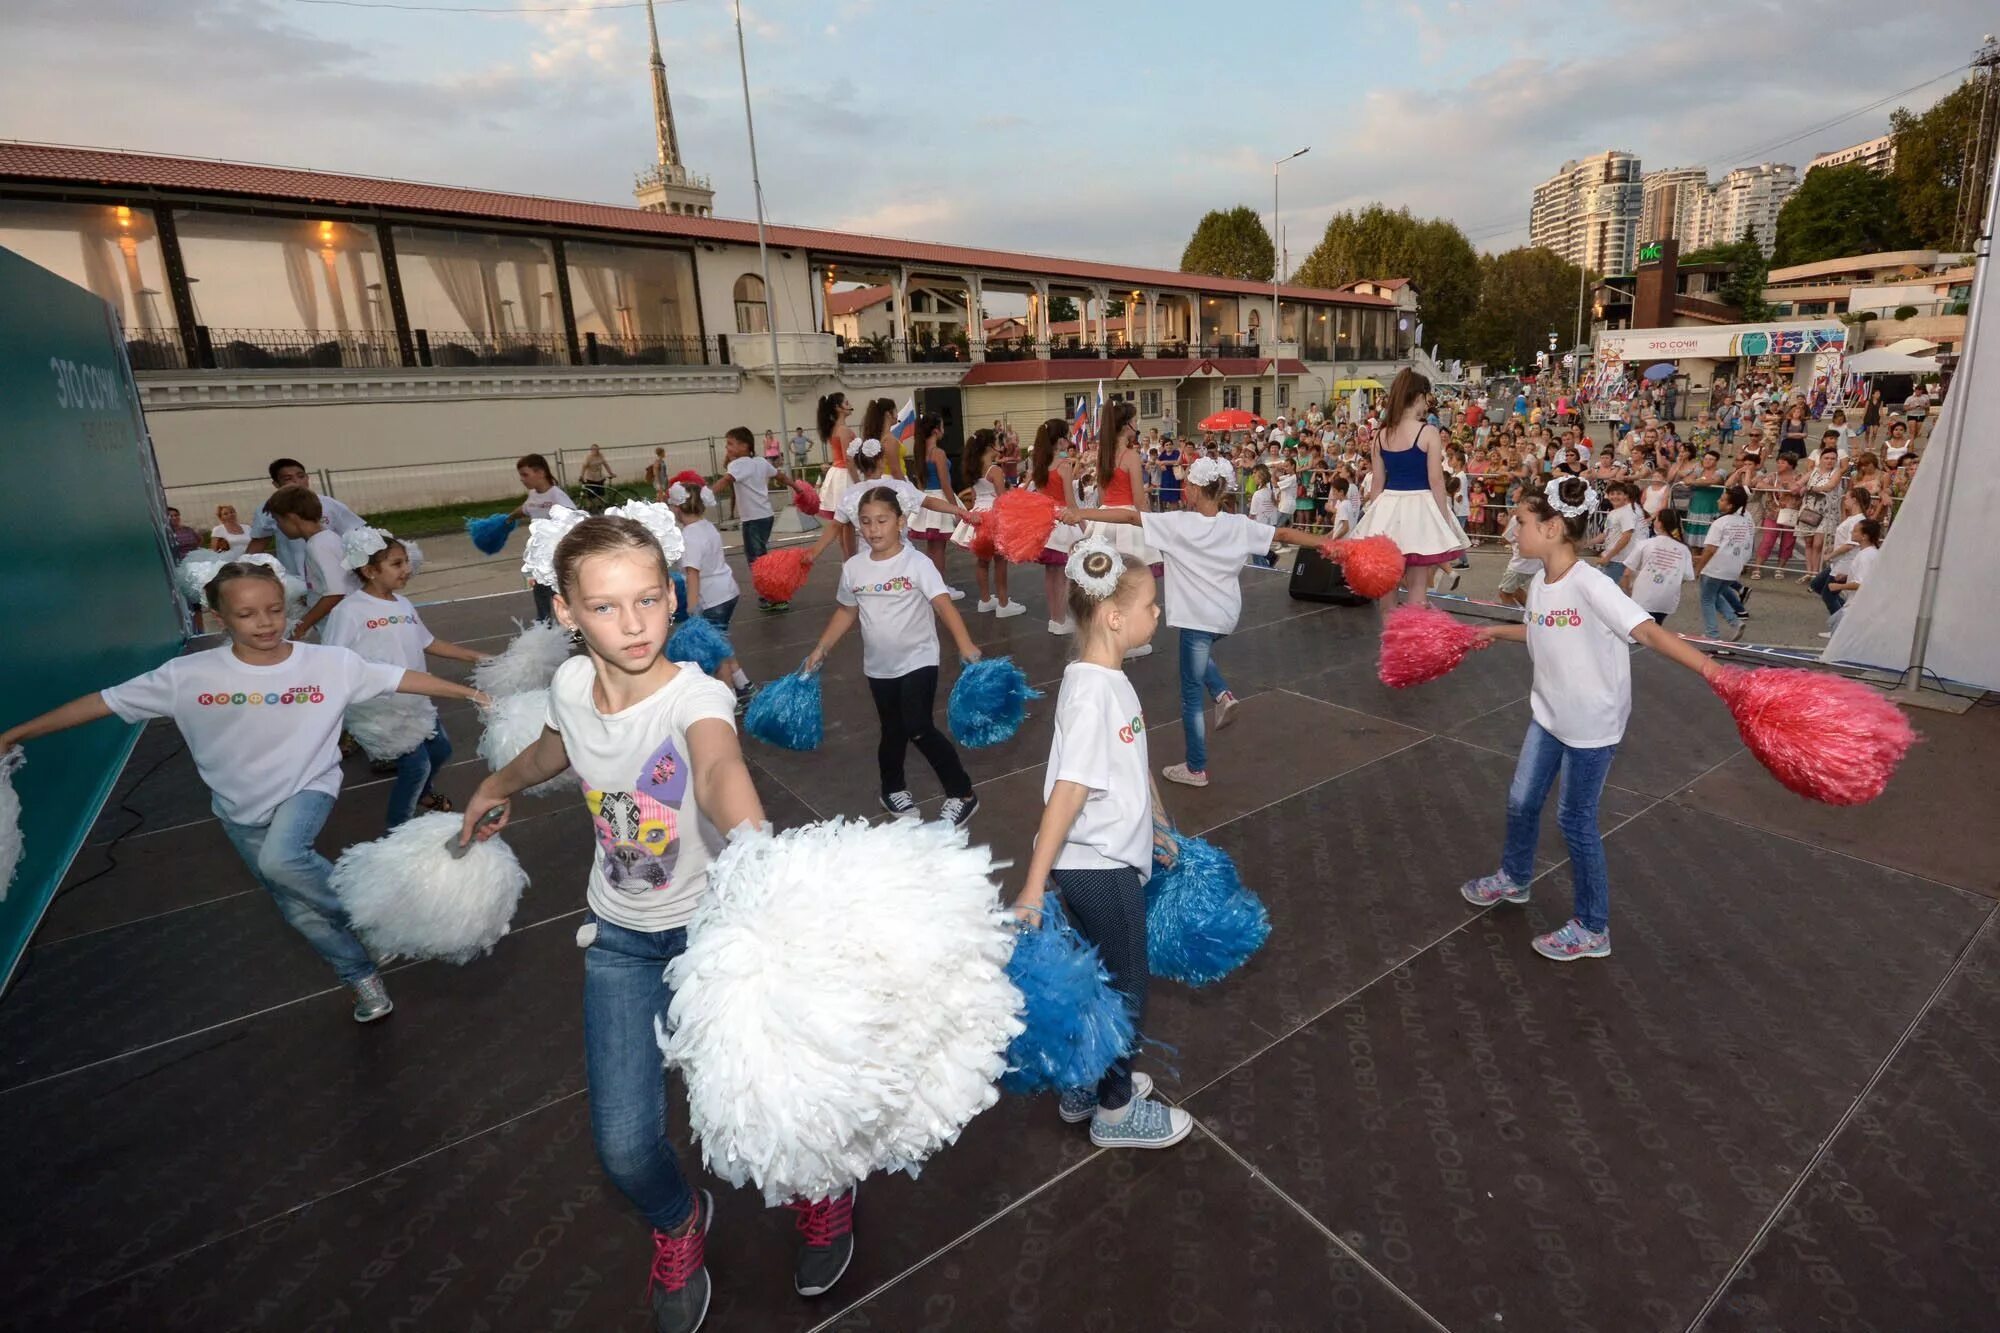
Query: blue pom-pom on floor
667 617 733 674
948 656 1043 747
465 512 516 555
1145 833 1270 986
1002 900 1134 1094
743 670 823 751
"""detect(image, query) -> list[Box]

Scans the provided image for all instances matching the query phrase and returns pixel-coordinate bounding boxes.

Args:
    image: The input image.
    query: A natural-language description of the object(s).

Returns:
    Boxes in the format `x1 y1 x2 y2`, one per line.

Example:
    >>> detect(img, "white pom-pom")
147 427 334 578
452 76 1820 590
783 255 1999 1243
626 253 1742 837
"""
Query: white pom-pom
402 539 425 576
473 621 573 698
477 690 577 797
344 695 437 762
0 748 23 901
329 812 527 963
657 819 1022 1205
177 550 228 603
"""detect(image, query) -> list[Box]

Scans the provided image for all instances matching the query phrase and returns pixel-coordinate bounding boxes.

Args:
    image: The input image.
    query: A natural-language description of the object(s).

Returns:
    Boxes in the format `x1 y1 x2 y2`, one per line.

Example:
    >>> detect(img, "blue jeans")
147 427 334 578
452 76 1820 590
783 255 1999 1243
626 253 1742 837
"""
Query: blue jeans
218 789 377 984
742 516 774 566
532 583 555 625
583 913 696 1232
1502 721 1617 934
1178 629 1230 772
1810 569 1847 617
1698 575 1742 637
386 724 453 827
1602 560 1627 584
699 596 738 630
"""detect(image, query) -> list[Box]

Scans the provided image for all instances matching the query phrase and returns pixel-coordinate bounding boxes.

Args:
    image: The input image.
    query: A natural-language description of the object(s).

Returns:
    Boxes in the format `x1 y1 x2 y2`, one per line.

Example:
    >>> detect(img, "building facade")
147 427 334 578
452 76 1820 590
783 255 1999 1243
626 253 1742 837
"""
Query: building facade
632 0 713 217
1764 249 1972 353
1529 151 1643 275
1639 167 1707 245
1686 163 1797 256
1806 134 1897 176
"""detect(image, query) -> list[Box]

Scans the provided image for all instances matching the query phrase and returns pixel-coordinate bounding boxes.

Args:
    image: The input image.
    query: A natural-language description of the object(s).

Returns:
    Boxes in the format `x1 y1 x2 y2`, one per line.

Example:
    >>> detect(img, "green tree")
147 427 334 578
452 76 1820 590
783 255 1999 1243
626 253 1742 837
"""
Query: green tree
1462 246 1586 369
1292 204 1481 354
1890 78 1988 249
1178 206 1276 282
1048 295 1079 323
1681 227 1772 320
1772 164 1912 266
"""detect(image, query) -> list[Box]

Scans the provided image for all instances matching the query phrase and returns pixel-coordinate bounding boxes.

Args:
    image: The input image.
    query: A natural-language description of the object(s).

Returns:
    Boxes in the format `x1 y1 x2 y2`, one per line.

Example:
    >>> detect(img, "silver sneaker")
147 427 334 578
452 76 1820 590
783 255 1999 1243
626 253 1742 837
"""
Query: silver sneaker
351 974 394 1023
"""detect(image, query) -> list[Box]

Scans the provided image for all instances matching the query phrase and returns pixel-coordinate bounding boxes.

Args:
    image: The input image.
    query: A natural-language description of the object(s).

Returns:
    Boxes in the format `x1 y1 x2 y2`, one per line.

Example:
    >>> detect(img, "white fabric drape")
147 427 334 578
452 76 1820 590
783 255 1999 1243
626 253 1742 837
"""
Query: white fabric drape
347 251 376 333
319 250 351 335
478 263 504 336
425 255 488 335
78 232 126 323
282 242 320 333
576 265 619 337
511 261 543 335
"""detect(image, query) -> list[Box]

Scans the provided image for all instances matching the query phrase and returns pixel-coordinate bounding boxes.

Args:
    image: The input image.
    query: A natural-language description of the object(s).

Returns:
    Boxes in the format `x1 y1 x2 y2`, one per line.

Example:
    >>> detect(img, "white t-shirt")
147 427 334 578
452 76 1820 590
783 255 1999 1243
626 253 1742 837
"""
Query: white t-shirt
1046 662 1152 881
545 655 737 932
212 525 253 557
101 642 403 826
1248 486 1279 526
302 528 361 601
1827 514 1865 577
836 542 949 679
1502 516 1543 576
835 475 923 528
1625 535 1694 615
727 456 778 521
1140 510 1276 635
322 590 434 670
1701 512 1755 582
250 494 364 577
1524 563 1653 749
1843 545 1881 589
1276 474 1299 513
679 519 738 610
1600 505 1641 563
1333 496 1362 538
524 486 576 521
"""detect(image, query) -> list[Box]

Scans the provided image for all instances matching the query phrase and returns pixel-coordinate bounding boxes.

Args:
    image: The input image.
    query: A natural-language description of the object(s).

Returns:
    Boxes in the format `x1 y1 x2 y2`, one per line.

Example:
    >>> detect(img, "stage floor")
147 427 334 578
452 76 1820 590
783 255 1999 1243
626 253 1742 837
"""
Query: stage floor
3 564 1997 1333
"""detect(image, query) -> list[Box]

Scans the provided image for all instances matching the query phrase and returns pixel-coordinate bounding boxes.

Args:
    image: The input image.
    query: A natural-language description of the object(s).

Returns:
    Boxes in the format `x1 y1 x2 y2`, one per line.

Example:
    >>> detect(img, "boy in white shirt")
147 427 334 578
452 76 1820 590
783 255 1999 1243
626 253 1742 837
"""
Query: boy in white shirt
266 484 361 640
1694 484 1753 641
710 425 791 594
247 456 366 577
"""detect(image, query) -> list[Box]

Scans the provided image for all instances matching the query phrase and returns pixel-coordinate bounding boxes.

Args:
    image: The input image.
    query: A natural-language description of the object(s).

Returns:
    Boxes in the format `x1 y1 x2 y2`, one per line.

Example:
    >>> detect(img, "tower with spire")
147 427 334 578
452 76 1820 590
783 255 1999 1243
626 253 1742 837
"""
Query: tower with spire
633 0 714 216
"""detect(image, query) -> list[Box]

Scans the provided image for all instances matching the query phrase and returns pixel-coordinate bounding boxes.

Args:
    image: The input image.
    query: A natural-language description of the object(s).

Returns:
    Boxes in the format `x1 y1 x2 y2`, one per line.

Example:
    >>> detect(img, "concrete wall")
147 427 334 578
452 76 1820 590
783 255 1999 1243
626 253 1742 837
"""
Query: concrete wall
691 242 817 339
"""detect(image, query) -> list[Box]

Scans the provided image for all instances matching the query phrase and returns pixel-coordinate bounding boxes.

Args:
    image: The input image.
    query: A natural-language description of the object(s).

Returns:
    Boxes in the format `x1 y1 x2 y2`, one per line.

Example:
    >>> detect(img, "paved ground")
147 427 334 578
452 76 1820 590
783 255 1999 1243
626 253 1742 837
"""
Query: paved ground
4 558 1996 1332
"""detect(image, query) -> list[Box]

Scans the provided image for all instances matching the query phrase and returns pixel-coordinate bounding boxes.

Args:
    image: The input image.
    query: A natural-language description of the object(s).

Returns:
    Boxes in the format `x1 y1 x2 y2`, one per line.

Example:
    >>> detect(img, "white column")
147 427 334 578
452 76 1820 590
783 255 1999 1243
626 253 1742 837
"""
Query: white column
966 273 984 361
892 266 908 346
1146 292 1158 349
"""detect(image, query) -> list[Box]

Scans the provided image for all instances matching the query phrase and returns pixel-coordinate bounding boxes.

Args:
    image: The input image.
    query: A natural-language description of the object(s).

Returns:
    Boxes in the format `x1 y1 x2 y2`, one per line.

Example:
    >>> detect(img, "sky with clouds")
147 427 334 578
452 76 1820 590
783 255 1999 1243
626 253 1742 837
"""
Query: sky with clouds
2 0 1990 273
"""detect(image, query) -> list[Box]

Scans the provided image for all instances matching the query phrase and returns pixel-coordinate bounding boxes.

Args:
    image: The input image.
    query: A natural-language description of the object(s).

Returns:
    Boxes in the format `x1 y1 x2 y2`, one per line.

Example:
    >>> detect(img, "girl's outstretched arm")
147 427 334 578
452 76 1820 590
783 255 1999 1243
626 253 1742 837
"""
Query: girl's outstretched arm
0 693 115 751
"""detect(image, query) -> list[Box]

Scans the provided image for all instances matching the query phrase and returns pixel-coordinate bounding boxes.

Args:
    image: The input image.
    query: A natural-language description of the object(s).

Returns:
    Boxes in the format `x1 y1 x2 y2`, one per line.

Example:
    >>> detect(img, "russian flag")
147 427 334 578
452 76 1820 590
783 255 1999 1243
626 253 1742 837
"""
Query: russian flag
1069 396 1090 443
890 397 917 445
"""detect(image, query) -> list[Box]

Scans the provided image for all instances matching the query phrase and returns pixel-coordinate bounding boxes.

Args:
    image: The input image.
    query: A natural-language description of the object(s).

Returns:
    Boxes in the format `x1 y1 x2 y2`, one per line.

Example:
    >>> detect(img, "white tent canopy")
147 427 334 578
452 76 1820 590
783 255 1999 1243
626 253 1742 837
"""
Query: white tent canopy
1843 347 1941 375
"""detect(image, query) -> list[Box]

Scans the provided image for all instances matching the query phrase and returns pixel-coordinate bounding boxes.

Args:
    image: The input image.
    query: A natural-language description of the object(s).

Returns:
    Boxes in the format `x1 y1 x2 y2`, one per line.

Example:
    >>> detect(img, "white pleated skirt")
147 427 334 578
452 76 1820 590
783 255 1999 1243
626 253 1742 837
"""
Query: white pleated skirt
1352 489 1470 565
907 488 957 540
1090 504 1160 567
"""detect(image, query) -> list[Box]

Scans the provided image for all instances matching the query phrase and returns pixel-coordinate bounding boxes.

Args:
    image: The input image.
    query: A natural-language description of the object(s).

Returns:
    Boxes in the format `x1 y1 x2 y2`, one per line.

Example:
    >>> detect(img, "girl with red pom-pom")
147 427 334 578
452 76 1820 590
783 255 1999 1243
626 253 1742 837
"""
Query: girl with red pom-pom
949 428 1027 620
1349 368 1469 620
1457 476 1721 963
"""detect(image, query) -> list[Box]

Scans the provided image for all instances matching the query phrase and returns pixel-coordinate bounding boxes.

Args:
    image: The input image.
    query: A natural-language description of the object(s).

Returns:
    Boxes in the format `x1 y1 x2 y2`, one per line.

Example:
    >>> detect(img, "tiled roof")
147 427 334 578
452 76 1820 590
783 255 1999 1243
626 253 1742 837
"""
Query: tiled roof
825 284 891 316
960 357 1309 386
0 142 1393 308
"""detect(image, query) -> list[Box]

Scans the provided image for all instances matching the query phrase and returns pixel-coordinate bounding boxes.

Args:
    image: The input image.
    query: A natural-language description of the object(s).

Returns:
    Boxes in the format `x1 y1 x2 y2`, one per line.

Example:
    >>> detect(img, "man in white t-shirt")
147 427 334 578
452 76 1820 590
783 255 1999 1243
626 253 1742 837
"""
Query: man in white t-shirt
711 426 792 589
247 456 365 577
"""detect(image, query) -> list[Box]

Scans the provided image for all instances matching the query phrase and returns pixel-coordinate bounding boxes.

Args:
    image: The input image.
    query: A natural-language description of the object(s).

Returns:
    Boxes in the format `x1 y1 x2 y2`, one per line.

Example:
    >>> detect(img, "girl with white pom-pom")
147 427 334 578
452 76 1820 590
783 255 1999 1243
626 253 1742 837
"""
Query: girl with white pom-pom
1011 537 1190 1149
667 481 757 710
459 509 861 1329
805 485 984 828
324 528 491 827
0 561 486 1023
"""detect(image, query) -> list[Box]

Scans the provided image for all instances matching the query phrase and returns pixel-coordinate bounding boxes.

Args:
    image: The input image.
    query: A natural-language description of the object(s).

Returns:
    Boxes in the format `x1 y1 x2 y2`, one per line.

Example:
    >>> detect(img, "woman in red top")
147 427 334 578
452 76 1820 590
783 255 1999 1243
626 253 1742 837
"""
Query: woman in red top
1088 400 1163 583
816 392 859 557
1030 418 1086 637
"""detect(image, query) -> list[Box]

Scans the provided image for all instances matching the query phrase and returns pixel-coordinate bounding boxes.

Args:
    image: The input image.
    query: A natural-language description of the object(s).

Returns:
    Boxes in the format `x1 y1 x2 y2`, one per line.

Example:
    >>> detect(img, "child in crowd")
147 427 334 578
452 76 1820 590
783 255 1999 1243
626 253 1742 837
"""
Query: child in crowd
265 484 360 640
1495 509 1540 608
1029 418 1087 637
459 511 857 1330
324 528 490 826
1247 463 1280 568
903 412 965 596
1459 477 1723 962
669 481 758 710
806 486 984 827
2 561 484 1021
1619 507 1694 625
1326 475 1361 542
798 419 974 570
952 428 1027 619
1597 481 1645 584
1809 488 1873 627
1009 537 1189 1149
1819 516 1883 636
509 453 577 623
1695 485 1754 642
710 426 788 597
1065 457 1327 788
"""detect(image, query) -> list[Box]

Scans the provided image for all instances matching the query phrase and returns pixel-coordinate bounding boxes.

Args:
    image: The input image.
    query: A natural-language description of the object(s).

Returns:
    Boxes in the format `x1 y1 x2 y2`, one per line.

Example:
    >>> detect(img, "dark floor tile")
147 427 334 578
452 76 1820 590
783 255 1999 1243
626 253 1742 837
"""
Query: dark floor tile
1187 802 1989 1333
1697 915 2000 1333
1288 625 1538 734
1675 704 2000 899
825 1130 1441 1333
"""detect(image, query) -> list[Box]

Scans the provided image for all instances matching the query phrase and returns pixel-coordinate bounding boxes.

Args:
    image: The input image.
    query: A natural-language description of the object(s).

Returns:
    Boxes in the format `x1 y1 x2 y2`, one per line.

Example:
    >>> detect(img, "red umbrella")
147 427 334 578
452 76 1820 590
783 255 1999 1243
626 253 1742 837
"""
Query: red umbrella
1199 408 1265 432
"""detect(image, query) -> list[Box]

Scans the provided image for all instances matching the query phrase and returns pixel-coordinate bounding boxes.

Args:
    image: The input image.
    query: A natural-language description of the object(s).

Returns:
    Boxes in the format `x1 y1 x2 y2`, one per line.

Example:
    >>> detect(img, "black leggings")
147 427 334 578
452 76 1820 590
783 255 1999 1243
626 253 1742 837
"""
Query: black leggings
1050 866 1148 1111
866 666 971 799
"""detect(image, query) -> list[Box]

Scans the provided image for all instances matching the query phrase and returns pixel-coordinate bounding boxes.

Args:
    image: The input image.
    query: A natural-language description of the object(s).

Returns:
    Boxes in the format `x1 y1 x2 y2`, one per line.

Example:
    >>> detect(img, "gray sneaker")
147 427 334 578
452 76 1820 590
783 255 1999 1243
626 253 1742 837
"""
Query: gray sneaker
650 1189 713 1333
1059 1072 1153 1124
1089 1093 1193 1149
1460 869 1531 907
1532 919 1611 962
351 974 394 1023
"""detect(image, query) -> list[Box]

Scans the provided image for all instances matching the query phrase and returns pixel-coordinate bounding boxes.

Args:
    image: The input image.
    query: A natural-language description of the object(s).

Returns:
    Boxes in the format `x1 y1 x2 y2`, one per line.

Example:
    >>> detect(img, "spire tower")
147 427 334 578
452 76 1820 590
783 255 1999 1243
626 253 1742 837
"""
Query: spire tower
634 0 714 216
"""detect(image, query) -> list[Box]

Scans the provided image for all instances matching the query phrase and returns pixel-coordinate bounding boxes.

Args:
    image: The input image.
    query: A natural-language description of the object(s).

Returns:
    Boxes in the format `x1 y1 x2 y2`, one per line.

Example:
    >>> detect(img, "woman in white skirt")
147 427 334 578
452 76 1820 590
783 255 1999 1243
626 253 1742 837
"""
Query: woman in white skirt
905 409 965 598
816 391 859 558
1030 418 1087 637
1352 367 1469 620
952 428 1026 617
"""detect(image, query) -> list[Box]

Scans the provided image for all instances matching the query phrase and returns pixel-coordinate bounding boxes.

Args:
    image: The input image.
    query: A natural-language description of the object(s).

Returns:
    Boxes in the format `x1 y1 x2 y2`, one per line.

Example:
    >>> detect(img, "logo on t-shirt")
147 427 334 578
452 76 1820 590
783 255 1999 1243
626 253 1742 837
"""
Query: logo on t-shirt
197 685 326 706
1117 712 1145 744
1534 607 1584 629
855 575 917 595
365 615 420 629
584 736 689 891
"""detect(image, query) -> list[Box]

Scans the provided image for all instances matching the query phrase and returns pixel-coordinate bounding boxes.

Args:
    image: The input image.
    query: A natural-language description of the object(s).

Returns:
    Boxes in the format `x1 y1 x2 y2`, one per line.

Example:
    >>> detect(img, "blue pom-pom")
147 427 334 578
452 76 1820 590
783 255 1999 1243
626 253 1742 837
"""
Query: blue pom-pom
948 656 1043 747
465 512 516 555
1002 902 1134 1095
667 617 733 674
743 670 823 751
1145 834 1270 987
672 570 689 623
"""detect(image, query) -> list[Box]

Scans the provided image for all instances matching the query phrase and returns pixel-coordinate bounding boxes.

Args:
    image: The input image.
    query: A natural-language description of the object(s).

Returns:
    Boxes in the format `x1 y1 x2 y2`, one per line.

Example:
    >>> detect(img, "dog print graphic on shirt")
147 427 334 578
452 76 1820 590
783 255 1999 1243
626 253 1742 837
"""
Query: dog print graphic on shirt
584 736 688 891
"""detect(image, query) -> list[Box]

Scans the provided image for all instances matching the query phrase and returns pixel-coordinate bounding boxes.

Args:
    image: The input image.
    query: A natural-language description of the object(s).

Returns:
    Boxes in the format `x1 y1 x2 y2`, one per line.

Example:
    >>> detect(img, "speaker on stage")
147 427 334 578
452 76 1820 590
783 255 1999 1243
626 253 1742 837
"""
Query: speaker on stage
1288 544 1369 605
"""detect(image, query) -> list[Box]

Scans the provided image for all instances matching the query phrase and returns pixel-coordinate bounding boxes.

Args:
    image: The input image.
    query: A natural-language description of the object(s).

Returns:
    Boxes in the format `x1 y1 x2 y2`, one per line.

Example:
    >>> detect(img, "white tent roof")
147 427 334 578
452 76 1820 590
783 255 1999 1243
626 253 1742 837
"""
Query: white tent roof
1880 336 1939 355
1843 347 1940 374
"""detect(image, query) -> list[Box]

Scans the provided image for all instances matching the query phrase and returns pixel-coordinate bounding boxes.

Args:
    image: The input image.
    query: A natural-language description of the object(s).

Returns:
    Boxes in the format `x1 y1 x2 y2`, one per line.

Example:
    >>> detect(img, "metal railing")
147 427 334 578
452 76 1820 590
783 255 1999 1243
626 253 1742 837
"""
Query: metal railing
416 329 569 368
579 331 717 367
836 337 971 365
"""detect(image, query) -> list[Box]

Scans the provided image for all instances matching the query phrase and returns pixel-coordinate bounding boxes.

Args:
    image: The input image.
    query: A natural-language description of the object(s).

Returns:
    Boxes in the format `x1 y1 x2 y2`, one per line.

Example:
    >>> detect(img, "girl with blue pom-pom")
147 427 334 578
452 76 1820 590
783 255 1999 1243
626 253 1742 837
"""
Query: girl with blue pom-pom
668 480 758 712
804 485 983 828
1010 536 1191 1150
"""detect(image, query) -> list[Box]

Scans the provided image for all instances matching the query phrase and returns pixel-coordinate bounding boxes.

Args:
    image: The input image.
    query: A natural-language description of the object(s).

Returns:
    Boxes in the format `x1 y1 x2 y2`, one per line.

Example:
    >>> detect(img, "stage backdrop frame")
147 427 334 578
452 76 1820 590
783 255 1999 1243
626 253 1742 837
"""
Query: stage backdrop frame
0 245 183 993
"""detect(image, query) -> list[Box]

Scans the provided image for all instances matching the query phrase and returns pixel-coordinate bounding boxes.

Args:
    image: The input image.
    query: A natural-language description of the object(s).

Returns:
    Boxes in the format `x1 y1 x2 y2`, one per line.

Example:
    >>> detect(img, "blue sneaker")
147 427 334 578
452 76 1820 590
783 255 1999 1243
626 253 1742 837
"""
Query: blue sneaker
1089 1093 1192 1149
1058 1072 1153 1124
1533 919 1611 961
1460 869 1531 907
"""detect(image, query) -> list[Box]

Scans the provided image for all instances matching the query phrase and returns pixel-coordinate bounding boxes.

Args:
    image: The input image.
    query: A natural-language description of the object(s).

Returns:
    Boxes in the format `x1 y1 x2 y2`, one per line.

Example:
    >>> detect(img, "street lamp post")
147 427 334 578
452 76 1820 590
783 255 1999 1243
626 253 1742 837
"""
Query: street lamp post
1273 146 1308 428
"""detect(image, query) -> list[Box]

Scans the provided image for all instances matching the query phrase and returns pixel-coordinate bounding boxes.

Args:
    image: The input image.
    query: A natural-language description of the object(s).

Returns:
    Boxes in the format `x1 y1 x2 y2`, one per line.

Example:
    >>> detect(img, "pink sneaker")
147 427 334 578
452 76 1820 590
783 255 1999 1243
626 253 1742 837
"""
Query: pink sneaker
1162 763 1209 788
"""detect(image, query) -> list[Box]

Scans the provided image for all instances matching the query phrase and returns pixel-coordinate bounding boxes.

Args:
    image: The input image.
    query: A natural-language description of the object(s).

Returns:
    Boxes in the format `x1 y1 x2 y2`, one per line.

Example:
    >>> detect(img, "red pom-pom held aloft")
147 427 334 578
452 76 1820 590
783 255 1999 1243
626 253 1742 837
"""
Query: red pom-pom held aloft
1323 535 1406 600
1378 606 1485 687
791 478 822 516
751 547 813 604
992 488 1058 564
672 469 706 489
1708 667 1916 806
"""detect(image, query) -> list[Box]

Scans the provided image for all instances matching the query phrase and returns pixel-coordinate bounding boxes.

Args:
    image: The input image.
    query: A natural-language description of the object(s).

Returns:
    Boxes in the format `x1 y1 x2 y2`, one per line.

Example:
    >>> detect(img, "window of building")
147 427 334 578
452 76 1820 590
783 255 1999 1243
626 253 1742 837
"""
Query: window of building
1252 386 1264 416
1221 386 1241 409
565 238 700 362
1140 389 1162 418
175 211 390 365
1277 384 1290 410
391 224 560 364
734 274 769 335
0 199 177 362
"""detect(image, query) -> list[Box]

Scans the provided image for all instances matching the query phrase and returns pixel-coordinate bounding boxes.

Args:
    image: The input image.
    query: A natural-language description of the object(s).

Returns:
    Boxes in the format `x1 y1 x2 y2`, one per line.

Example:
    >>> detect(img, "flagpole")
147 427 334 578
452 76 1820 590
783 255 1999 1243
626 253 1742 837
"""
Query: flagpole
733 0 787 444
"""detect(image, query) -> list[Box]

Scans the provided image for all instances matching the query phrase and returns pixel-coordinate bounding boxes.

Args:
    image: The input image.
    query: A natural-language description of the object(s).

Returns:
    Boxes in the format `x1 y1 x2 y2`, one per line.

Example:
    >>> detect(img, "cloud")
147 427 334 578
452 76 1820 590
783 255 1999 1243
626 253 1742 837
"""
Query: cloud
835 198 961 237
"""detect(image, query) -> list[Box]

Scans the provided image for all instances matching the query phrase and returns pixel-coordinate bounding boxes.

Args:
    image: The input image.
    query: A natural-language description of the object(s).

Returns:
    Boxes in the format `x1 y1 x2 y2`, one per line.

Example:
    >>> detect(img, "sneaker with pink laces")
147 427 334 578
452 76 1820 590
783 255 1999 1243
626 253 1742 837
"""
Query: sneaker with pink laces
1162 762 1209 788
649 1189 713 1333
787 1184 857 1297
1532 919 1611 961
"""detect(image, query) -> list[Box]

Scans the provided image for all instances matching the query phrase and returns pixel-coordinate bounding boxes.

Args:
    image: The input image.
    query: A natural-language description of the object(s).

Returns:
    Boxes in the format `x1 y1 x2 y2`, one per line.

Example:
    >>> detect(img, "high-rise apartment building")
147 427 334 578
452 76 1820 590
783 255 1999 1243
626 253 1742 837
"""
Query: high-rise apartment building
1529 150 1643 274
1640 167 1708 244
1688 163 1798 255
1806 134 1897 175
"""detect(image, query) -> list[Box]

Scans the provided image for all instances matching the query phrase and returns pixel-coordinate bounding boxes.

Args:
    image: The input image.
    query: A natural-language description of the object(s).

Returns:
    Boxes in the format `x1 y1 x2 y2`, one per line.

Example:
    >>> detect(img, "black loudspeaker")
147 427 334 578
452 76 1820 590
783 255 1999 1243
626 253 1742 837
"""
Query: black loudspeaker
917 387 966 468
1288 545 1369 605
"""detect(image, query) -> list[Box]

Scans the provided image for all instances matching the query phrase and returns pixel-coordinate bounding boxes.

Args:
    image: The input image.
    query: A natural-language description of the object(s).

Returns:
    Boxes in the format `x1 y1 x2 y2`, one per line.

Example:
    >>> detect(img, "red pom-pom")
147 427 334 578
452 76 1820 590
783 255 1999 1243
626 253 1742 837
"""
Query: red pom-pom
1324 535 1406 599
1708 667 1917 805
751 547 813 603
991 488 1058 564
1378 606 1485 687
791 478 822 516
671 469 706 488
971 519 998 562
